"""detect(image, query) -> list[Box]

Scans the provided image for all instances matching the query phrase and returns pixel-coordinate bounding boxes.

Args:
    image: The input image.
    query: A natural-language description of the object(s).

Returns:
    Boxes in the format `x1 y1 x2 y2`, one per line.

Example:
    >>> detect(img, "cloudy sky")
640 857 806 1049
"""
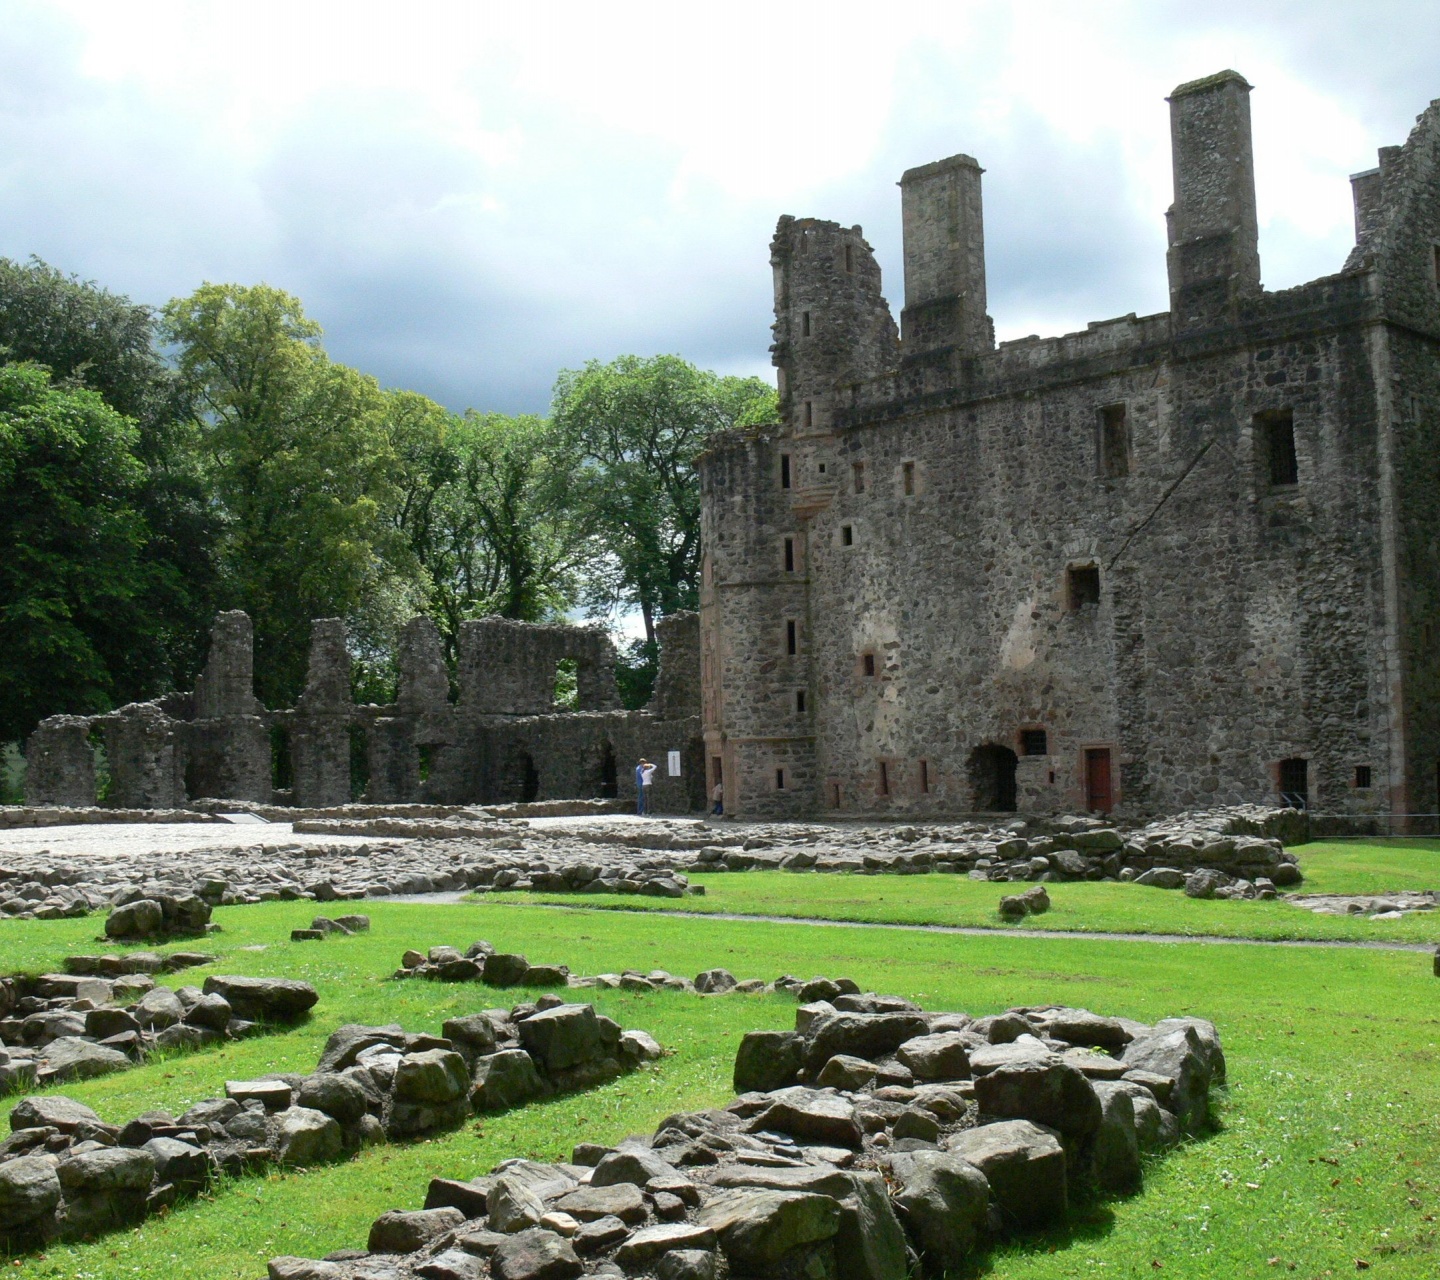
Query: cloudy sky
2 1 1437 415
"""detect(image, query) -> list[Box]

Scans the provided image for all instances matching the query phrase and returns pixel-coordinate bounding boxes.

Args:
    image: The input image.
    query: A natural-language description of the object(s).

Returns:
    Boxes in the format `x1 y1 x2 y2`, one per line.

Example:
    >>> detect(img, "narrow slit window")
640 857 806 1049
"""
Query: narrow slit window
853 462 865 493
1433 243 1440 287
919 759 930 793
841 524 854 546
902 461 915 495
1098 404 1129 478
830 782 842 808
877 760 889 796
780 453 791 488
786 620 797 655
1354 764 1372 789
803 400 814 429
844 243 854 273
775 767 786 790
1020 728 1048 756
1258 409 1298 486
862 652 876 678
795 690 806 714
783 537 795 572
802 311 811 337
1067 565 1101 610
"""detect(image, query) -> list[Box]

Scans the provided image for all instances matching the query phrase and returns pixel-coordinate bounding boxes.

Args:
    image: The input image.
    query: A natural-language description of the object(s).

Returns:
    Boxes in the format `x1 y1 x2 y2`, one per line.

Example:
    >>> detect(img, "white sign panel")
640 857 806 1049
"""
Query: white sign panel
667 750 681 777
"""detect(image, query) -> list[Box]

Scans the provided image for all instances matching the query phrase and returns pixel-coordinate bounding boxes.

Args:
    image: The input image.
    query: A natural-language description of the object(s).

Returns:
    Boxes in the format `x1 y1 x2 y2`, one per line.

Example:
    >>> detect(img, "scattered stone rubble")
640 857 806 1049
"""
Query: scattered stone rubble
0 806 1303 932
0 966 311 1092
0 996 659 1250
293 914 373 942
1286 890 1437 920
267 997 1223 1280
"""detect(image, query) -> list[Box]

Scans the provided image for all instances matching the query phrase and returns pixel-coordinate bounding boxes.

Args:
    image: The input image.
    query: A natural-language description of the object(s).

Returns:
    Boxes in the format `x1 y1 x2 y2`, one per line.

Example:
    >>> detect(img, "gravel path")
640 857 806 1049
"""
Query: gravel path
0 821 381 859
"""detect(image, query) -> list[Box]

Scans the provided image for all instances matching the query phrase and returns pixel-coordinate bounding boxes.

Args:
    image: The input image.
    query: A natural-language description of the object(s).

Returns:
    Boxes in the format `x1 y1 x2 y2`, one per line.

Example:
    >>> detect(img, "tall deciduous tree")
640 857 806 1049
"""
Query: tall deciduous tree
0 363 165 740
551 354 776 646
162 283 411 704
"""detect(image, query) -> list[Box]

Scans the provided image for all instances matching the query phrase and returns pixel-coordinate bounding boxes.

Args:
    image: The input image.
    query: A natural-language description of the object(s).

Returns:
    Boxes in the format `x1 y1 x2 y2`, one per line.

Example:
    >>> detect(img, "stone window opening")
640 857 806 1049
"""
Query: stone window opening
786 620 798 655
795 689 806 714
902 461 916 495
417 743 435 784
783 537 795 572
800 233 809 256
877 760 890 796
553 657 579 710
1020 727 1048 756
270 723 293 794
1433 243 1440 288
845 243 854 273
804 400 814 429
862 651 876 678
775 767 787 790
1354 764 1372 789
817 462 827 475
919 759 930 793
1257 408 1298 486
1097 403 1130 478
802 310 812 337
1278 757 1309 809
853 462 865 493
841 524 854 546
1067 564 1101 610
830 782 842 808
780 453 792 489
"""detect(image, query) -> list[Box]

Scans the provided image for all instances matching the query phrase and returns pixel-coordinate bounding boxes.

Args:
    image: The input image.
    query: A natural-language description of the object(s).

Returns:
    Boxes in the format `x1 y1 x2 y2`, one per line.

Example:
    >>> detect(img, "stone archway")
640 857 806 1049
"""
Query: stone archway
968 743 1018 812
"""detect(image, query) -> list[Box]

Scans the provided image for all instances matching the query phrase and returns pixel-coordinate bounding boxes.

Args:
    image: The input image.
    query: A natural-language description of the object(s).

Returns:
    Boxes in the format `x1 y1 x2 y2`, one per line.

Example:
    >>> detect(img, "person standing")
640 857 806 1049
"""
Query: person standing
640 758 657 814
711 779 724 816
635 759 648 815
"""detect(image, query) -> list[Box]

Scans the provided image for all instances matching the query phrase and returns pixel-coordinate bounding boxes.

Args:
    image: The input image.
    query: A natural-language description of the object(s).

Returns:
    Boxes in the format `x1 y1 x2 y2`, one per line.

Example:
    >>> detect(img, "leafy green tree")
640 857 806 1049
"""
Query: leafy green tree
162 283 412 704
0 257 219 685
551 354 776 649
0 363 168 740
394 409 593 661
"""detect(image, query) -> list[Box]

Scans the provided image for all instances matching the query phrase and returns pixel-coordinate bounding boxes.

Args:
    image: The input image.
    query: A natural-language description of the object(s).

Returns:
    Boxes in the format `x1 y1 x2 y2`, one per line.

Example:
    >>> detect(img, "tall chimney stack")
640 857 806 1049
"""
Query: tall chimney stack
899 154 992 357
1166 71 1261 331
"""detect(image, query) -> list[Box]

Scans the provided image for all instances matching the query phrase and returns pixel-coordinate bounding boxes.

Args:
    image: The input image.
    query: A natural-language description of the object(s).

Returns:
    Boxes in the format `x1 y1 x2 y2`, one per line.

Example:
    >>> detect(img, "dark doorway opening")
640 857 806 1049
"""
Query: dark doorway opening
968 743 1018 812
1279 757 1308 809
270 724 293 794
517 752 540 802
348 726 370 801
1085 747 1113 813
598 741 618 798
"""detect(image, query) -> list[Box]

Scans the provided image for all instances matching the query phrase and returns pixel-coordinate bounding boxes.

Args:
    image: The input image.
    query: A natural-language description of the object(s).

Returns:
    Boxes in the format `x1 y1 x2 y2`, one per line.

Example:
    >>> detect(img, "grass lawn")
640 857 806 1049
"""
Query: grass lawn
2 896 1439 1278
487 838 1440 945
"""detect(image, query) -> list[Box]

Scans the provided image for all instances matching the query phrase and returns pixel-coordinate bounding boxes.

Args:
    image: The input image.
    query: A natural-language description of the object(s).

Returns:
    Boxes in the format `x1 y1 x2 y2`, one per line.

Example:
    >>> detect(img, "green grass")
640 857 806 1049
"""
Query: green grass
487 839 1440 944
4 897 1440 1278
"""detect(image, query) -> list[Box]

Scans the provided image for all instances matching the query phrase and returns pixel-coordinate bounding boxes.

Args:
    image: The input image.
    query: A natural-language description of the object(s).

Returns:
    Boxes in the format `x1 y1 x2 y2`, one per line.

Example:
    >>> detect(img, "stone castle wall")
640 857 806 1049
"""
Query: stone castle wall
700 72 1440 822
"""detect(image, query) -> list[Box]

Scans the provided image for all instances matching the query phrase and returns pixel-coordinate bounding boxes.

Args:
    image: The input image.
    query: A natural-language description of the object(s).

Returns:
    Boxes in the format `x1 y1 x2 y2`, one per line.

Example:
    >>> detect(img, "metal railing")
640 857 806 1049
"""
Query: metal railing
1302 811 1440 840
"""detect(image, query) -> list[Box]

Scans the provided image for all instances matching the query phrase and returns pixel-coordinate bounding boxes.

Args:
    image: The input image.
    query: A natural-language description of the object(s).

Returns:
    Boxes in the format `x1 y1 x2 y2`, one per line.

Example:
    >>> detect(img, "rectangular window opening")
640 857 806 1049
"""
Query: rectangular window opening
844 243 854 273
1020 728 1048 756
1067 565 1101 610
1433 243 1440 286
786 620 797 655
852 462 865 493
780 453 792 489
803 400 814 429
1258 409 1298 486
1354 764 1372 789
775 767 786 790
1098 404 1129 478
862 652 876 678
783 537 795 572
802 310 812 337
830 782 842 808
902 461 915 495
841 524 854 546
919 759 930 793
1279 757 1309 809
795 690 806 714
877 760 889 796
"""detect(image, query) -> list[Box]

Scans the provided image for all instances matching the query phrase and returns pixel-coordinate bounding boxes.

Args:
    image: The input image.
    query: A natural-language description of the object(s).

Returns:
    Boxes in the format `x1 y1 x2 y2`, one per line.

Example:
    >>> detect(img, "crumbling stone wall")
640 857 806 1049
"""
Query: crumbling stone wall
701 72 1440 822
22 611 703 812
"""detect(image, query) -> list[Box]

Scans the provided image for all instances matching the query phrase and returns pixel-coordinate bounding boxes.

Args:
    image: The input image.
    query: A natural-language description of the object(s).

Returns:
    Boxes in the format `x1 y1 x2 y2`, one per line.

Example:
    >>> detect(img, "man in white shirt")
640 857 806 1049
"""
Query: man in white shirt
637 759 657 815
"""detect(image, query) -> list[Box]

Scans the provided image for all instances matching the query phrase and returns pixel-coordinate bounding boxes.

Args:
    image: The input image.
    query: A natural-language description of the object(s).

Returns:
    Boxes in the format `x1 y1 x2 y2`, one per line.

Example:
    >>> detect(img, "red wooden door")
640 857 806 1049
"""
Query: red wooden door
1085 748 1113 813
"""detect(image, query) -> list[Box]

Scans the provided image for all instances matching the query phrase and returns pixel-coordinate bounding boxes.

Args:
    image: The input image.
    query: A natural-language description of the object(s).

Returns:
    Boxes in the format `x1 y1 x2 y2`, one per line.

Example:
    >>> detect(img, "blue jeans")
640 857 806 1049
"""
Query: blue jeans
637 788 650 815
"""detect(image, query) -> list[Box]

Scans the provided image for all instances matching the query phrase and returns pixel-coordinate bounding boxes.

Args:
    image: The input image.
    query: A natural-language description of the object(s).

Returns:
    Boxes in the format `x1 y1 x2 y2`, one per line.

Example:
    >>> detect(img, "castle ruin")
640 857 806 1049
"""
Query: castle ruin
24 611 703 812
699 71 1440 822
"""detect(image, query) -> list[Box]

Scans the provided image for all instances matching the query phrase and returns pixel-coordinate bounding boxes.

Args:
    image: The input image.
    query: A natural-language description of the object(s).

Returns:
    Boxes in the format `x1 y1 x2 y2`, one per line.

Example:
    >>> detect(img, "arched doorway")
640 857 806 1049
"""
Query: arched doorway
968 743 1018 812
517 751 540 802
